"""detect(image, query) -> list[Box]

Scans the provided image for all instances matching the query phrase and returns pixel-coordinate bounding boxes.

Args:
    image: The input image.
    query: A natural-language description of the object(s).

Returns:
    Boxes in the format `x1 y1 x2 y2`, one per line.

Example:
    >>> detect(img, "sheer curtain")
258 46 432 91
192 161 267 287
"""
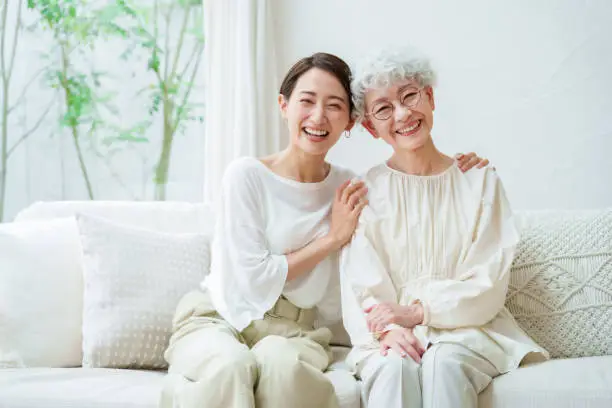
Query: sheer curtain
203 0 284 203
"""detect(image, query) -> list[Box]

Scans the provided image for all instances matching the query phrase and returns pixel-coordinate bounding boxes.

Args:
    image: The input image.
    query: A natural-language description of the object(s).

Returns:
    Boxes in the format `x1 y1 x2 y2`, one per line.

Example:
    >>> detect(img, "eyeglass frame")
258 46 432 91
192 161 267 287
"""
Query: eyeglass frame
365 86 425 121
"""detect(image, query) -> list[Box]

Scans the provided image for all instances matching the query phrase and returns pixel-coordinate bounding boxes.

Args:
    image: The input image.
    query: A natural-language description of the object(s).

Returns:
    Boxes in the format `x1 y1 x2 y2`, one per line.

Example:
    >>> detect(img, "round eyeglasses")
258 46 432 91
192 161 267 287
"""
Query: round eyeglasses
366 87 423 121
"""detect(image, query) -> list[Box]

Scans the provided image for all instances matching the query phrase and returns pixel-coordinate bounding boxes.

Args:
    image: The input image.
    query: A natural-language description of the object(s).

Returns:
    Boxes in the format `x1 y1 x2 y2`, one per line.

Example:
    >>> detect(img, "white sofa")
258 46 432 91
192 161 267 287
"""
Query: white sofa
1 201 611 408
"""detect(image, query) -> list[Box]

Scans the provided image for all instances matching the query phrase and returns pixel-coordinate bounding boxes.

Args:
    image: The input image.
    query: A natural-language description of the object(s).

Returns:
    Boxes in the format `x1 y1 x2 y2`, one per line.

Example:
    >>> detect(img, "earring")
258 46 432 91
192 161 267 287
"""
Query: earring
344 130 352 139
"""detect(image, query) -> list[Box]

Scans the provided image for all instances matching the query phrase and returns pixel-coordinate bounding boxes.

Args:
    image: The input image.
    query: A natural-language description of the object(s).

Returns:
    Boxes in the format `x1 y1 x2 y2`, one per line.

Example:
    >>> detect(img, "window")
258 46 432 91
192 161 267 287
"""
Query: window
0 0 205 222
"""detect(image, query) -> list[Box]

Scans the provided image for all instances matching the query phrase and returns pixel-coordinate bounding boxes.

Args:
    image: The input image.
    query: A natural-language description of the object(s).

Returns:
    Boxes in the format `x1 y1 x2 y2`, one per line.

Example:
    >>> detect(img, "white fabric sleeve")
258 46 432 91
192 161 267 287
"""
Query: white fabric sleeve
414 170 520 329
339 209 398 345
215 160 288 316
339 269 375 346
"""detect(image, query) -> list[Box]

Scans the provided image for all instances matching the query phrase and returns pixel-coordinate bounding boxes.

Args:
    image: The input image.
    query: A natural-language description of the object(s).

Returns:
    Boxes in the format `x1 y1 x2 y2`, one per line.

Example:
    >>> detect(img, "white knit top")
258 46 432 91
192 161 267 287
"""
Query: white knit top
340 162 549 371
202 157 355 331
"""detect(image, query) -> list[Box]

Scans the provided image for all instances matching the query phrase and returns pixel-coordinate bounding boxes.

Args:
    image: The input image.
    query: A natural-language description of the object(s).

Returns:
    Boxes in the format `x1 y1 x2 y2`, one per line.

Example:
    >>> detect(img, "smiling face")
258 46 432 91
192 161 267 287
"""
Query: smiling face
362 78 435 152
279 67 352 157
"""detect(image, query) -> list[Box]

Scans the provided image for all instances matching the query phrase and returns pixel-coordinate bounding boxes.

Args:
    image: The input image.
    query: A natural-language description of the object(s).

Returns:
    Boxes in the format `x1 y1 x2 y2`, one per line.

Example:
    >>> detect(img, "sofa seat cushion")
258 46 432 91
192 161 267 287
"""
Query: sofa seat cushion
0 368 165 408
0 348 362 408
479 355 612 408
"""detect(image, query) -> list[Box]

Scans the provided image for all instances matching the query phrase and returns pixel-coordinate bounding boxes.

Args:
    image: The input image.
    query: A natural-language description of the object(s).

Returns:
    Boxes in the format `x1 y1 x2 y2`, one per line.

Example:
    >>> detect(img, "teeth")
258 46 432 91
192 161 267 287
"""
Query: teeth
304 127 328 136
398 121 420 134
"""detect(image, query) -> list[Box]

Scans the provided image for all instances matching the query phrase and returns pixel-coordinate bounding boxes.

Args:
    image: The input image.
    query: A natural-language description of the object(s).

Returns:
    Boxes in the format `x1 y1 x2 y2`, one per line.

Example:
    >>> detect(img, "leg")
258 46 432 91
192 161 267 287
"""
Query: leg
252 335 338 408
357 352 422 408
160 291 257 408
421 343 500 408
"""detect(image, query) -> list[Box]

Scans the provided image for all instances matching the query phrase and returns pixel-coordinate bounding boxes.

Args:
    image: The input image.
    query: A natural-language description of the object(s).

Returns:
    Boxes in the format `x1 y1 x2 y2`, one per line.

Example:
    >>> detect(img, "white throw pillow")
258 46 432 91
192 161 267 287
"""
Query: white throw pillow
506 209 612 358
0 218 83 368
77 214 210 369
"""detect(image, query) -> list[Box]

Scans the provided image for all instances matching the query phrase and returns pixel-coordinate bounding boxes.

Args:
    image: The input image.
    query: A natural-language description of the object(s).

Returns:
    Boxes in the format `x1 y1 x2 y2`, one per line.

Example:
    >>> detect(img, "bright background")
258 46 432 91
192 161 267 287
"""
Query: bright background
273 0 612 210
2 0 611 222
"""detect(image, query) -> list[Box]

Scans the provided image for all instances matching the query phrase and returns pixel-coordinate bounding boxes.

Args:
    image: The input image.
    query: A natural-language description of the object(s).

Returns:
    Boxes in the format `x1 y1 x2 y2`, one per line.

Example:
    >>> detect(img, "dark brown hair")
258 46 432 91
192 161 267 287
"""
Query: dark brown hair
279 52 354 114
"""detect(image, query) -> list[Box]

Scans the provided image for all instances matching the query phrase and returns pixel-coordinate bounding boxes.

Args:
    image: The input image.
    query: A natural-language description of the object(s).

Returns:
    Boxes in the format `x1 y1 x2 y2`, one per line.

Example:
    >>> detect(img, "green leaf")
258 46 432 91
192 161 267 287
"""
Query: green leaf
149 93 162 115
116 133 149 143
147 52 160 72
179 0 203 6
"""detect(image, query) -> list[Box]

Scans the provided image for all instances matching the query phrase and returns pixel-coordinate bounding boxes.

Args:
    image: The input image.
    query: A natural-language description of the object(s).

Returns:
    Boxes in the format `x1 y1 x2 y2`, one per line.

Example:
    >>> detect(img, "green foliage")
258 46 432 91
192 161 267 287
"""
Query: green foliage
122 0 205 199
26 0 205 201
29 0 134 128
27 0 141 199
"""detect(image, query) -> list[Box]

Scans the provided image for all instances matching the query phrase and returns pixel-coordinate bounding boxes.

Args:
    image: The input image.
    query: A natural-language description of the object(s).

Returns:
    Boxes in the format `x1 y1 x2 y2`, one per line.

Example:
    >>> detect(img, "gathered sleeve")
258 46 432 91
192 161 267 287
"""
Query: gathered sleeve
414 170 520 329
339 208 399 345
212 160 288 318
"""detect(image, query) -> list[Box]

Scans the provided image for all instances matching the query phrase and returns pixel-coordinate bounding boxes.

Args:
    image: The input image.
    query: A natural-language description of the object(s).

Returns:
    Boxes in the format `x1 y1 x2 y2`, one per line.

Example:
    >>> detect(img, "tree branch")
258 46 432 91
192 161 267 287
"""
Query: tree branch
153 0 159 39
151 0 164 86
0 0 9 83
7 0 23 83
176 40 199 82
7 64 48 114
172 41 203 133
89 129 136 200
169 6 190 81
7 96 55 157
162 2 175 83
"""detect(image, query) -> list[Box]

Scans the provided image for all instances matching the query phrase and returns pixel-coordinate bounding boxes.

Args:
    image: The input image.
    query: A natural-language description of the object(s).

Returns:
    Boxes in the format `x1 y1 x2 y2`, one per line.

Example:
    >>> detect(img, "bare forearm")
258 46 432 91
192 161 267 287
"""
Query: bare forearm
396 302 424 328
285 235 340 281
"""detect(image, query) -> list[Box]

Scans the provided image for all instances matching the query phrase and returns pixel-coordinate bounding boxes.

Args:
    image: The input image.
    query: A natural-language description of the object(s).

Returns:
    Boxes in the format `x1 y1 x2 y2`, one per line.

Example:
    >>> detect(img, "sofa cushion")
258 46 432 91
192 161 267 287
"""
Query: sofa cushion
77 214 210 369
0 218 83 368
479 355 612 408
0 368 164 408
15 201 215 238
506 209 612 358
5 201 217 367
0 348 362 408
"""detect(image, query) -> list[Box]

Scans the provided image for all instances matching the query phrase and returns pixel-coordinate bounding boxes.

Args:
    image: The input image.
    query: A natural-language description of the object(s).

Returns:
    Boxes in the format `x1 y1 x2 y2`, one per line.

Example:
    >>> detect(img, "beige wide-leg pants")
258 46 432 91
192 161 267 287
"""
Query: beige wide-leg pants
358 343 500 408
159 290 339 408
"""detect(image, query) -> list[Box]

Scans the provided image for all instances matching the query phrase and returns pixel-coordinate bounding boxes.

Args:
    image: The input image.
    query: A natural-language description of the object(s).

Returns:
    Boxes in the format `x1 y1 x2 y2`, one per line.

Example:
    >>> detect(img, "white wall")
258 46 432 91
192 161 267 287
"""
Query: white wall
272 0 612 210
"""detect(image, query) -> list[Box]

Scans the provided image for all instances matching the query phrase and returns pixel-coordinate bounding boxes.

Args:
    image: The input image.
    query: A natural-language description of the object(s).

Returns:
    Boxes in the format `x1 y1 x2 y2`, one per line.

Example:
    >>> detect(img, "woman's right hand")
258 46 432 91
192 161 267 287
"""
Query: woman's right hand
379 327 425 363
327 180 368 249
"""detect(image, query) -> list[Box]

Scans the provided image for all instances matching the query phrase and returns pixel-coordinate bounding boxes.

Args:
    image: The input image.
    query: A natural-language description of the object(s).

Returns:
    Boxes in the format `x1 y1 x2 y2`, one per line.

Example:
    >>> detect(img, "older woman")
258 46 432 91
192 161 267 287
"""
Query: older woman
340 47 549 408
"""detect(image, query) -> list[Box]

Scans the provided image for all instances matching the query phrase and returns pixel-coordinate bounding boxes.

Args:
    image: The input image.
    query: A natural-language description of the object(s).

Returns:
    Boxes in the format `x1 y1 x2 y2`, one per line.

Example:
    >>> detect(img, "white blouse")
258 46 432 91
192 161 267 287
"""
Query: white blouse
340 163 549 371
202 157 355 331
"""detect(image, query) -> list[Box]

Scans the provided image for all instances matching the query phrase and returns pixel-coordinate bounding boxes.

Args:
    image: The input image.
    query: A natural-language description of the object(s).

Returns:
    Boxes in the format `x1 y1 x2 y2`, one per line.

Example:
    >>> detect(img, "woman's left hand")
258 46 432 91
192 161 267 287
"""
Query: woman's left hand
364 302 424 333
455 152 491 172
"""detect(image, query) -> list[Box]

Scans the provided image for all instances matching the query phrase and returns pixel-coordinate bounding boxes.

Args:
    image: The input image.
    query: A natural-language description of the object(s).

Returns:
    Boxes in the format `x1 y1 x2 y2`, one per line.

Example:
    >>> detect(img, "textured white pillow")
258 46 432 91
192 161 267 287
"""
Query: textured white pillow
77 214 210 369
0 218 83 368
506 209 612 358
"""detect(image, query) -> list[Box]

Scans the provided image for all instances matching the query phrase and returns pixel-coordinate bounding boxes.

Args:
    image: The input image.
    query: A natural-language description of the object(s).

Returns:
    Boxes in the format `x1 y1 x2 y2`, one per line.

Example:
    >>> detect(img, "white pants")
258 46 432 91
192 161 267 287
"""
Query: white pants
160 290 338 408
359 343 500 408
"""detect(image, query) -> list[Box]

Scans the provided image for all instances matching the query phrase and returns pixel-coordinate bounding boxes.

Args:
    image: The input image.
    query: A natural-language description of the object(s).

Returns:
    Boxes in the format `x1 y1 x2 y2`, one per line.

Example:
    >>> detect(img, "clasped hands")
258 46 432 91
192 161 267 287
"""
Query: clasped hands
364 301 426 363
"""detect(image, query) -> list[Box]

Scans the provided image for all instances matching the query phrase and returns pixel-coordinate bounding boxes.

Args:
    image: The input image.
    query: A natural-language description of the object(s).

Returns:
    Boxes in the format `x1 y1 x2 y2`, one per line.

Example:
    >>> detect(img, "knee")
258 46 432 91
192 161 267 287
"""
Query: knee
374 354 420 382
253 335 300 371
191 349 257 383
254 335 330 382
360 354 421 406
421 344 465 378
217 349 257 378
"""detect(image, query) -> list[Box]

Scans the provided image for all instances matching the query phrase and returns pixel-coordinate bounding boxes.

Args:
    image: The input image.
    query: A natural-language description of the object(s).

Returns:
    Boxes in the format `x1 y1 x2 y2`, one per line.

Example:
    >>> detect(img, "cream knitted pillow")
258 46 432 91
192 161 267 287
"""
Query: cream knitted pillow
77 214 210 369
505 209 612 359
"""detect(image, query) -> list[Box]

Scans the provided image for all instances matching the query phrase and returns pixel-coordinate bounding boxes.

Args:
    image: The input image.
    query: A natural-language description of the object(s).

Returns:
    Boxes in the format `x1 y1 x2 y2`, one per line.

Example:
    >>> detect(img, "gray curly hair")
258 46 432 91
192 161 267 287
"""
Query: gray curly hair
351 46 437 121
